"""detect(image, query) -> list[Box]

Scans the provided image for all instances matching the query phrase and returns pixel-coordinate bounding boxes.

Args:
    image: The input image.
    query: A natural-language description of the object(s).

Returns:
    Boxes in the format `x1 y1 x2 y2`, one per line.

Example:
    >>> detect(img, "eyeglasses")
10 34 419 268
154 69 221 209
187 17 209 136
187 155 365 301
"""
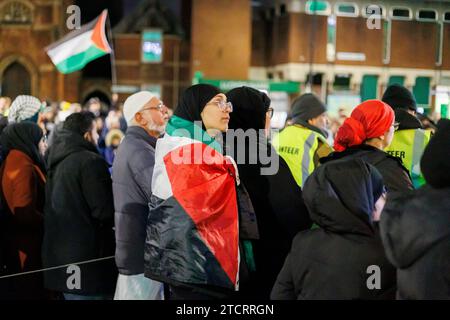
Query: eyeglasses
214 101 233 112
267 107 274 119
141 102 167 113
393 122 400 131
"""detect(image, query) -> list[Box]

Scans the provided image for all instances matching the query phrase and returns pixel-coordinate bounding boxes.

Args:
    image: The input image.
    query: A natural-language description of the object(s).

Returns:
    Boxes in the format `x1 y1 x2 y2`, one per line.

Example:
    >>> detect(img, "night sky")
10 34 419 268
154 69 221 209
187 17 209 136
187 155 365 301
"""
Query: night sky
76 0 181 26
75 0 182 82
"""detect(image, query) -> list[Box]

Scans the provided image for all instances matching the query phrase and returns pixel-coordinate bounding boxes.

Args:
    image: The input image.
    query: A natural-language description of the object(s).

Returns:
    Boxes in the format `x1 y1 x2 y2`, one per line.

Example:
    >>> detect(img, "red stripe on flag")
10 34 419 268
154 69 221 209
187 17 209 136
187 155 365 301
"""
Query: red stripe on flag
91 10 111 53
163 142 239 287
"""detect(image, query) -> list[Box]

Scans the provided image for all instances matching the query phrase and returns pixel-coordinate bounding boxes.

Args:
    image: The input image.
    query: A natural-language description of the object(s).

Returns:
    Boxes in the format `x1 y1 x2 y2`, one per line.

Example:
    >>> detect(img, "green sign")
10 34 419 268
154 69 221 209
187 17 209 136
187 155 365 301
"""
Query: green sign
142 29 163 63
306 0 329 14
388 75 405 86
442 104 449 118
413 77 431 107
193 72 300 93
361 75 378 101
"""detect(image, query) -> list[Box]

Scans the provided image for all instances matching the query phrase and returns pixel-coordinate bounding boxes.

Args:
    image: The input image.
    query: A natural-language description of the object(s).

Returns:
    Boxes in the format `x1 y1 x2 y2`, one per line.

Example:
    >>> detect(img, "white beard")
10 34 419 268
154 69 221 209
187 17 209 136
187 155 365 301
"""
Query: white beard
147 122 166 134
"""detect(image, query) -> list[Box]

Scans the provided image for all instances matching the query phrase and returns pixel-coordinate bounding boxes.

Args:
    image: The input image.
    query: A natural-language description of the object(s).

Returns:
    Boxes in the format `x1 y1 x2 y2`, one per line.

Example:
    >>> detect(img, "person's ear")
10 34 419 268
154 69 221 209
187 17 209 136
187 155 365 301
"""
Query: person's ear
83 131 91 142
135 112 144 125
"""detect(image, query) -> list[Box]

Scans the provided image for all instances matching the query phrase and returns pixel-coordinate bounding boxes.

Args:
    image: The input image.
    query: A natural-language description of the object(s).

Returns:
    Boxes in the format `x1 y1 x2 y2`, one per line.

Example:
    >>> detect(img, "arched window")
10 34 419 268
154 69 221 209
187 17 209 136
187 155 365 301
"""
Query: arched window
1 62 31 99
0 1 33 25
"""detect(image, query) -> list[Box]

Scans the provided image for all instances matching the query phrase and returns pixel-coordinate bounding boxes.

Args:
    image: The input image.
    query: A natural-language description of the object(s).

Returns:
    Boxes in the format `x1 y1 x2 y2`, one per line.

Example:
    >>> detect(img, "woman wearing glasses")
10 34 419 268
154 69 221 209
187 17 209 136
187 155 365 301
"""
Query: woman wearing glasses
144 84 242 300
320 99 413 193
0 122 48 299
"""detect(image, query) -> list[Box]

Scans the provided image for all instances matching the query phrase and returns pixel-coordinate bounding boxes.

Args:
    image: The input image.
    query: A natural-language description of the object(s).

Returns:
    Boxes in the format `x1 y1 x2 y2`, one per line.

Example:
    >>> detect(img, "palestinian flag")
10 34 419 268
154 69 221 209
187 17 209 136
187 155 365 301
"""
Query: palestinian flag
45 10 111 74
144 115 240 290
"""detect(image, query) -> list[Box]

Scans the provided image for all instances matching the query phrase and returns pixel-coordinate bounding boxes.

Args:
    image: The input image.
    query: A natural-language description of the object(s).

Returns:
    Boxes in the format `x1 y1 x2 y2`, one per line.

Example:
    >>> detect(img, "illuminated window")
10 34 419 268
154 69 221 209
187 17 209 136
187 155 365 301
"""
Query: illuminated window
305 1 330 16
336 3 358 17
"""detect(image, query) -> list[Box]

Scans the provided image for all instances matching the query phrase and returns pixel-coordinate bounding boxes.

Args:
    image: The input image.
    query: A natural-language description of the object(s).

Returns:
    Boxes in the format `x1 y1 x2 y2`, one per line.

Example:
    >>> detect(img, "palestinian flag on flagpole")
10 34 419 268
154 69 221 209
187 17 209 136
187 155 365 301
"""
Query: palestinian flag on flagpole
144 115 240 290
45 10 111 74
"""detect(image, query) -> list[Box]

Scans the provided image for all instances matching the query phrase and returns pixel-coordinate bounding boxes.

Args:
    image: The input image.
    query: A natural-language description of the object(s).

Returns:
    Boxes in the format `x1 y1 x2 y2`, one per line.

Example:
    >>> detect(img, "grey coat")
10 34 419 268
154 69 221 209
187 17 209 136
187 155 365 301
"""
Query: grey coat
112 126 158 275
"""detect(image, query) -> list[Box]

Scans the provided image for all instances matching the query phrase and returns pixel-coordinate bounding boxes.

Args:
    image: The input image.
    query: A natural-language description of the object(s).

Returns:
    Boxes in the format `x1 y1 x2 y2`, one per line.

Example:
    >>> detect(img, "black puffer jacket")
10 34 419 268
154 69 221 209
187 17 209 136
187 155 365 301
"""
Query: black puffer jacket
321 144 413 193
42 129 117 295
271 159 396 300
380 186 450 300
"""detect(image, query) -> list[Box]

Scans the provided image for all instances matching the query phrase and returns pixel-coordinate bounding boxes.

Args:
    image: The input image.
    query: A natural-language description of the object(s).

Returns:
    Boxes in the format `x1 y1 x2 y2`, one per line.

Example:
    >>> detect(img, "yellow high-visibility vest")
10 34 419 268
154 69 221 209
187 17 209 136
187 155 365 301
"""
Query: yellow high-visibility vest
385 128 431 188
272 125 329 188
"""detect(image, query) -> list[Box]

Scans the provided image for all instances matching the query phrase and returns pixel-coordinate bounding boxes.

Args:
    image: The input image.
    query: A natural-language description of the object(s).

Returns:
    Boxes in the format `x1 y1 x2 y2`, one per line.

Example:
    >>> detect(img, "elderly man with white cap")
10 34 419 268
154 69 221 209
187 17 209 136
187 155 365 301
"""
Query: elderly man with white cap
112 91 168 300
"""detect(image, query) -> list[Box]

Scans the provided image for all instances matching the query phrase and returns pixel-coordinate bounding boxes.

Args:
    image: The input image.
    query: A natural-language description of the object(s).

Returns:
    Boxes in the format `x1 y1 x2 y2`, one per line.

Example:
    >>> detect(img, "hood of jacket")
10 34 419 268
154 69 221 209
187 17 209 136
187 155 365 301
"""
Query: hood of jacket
303 158 383 237
47 129 99 171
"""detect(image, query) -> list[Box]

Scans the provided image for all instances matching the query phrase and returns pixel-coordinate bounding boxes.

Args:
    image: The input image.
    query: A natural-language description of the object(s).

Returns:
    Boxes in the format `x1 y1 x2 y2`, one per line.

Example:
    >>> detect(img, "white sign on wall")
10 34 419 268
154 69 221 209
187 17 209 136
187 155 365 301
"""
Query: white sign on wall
336 52 366 61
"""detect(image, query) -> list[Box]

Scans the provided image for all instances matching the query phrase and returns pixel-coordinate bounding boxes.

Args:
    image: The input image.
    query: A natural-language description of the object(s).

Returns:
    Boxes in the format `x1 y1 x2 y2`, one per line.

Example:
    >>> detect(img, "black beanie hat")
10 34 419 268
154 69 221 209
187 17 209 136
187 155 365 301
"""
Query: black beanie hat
382 84 417 112
290 93 327 123
420 119 450 188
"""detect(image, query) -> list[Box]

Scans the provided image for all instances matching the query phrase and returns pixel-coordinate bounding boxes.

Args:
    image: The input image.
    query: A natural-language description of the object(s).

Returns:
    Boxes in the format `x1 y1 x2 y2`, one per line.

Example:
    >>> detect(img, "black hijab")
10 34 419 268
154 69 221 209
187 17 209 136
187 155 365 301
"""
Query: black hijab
174 84 221 122
226 86 271 131
1 122 46 174
225 86 273 174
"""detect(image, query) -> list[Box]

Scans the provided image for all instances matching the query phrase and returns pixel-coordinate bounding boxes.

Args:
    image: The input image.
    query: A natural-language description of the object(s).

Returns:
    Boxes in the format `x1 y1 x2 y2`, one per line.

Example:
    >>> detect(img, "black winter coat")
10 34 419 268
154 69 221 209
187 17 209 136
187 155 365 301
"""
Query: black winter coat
271 159 396 300
380 186 450 300
235 142 312 299
42 129 117 295
321 144 413 193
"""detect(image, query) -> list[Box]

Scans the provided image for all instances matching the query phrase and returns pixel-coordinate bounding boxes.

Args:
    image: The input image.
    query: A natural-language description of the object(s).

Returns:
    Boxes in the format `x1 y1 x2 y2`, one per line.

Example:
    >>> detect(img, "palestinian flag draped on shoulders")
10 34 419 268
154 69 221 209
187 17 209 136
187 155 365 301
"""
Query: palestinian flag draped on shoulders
45 10 111 74
144 115 240 290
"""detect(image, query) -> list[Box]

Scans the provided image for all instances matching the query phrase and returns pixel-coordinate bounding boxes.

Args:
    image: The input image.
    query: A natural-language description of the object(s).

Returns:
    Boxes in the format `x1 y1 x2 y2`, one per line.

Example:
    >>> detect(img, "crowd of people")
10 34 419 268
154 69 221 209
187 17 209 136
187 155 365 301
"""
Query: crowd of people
0 82 448 300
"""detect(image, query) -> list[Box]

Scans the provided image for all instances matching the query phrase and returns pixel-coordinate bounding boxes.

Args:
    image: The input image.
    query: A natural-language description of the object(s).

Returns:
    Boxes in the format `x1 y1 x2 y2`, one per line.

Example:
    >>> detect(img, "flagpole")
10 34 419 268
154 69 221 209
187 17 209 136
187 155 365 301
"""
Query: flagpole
106 10 117 93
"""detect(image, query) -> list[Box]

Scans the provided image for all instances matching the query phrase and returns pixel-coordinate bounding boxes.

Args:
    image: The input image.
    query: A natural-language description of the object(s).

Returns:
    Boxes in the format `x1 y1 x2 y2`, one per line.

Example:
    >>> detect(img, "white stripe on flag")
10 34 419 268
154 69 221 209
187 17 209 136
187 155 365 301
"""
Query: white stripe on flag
151 135 197 200
47 30 94 65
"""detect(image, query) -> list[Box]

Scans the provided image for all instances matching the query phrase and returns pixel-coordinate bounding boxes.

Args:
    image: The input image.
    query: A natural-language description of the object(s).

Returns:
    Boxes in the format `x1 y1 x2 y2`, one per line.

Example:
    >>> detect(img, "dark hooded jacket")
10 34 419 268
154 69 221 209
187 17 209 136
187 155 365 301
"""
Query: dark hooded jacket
226 87 312 299
42 129 117 295
380 120 450 300
271 159 396 300
321 144 413 193
380 187 450 300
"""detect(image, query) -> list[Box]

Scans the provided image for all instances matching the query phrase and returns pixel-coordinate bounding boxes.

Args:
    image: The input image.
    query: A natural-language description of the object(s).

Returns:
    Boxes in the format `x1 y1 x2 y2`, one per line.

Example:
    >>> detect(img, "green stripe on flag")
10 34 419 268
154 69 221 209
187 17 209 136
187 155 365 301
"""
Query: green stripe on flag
166 115 223 153
55 45 107 74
